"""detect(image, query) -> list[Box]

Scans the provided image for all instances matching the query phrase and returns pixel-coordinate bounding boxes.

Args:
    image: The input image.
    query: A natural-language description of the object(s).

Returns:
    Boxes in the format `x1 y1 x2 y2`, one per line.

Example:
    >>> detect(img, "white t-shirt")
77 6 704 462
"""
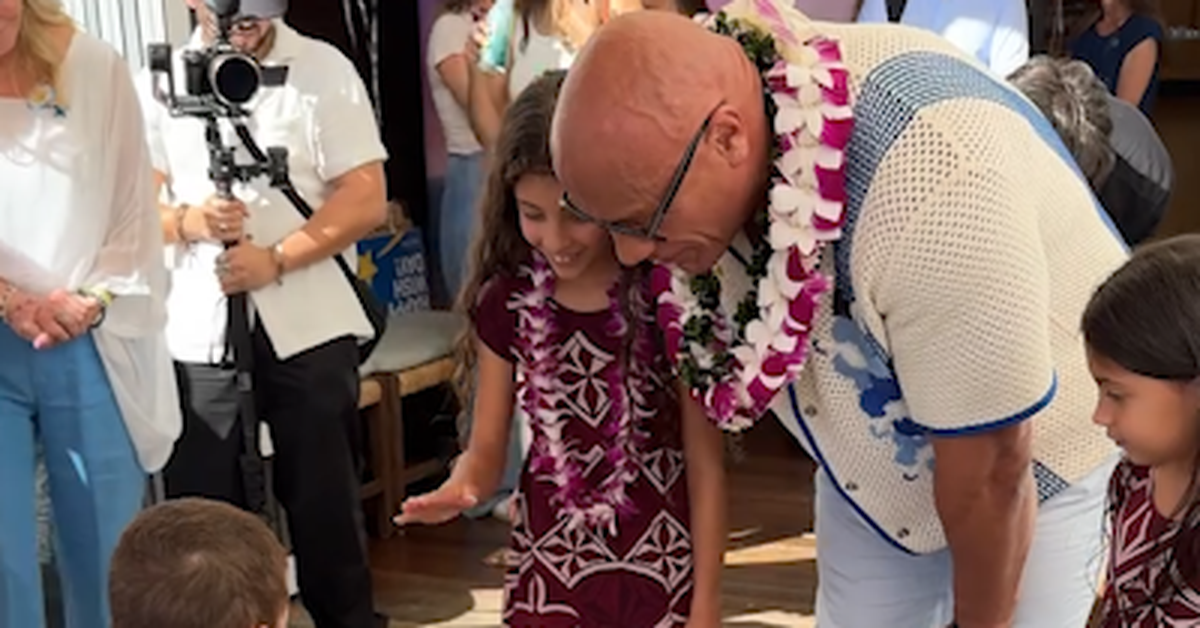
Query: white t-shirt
508 22 576 101
427 11 482 155
856 0 1029 77
0 31 181 472
138 21 389 364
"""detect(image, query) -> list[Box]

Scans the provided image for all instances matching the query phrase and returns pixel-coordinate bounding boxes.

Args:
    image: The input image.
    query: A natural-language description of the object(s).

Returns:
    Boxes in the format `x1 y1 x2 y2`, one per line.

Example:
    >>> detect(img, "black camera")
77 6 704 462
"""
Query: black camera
148 0 262 116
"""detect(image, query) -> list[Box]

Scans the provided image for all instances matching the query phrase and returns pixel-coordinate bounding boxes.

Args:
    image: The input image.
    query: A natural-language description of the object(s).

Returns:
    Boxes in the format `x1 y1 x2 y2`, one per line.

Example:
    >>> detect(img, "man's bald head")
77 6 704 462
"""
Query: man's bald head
551 10 771 274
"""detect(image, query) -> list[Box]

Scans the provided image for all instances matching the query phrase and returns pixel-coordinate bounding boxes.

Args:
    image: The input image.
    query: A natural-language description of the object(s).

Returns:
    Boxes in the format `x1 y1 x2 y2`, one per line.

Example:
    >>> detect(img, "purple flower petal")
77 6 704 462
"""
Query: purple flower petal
820 116 854 151
816 165 847 203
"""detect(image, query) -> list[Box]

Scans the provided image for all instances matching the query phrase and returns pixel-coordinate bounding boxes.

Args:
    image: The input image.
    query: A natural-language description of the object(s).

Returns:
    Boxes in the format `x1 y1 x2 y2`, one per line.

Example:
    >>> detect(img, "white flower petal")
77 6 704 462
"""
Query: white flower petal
815 145 844 170
774 107 806 135
745 320 774 356
815 197 844 222
770 220 817 255
770 331 798 353
824 104 854 121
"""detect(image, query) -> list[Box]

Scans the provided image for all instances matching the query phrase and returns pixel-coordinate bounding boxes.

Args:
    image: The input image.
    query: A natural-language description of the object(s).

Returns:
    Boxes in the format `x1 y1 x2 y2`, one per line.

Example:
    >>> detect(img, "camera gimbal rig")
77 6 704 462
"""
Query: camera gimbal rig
147 0 285 523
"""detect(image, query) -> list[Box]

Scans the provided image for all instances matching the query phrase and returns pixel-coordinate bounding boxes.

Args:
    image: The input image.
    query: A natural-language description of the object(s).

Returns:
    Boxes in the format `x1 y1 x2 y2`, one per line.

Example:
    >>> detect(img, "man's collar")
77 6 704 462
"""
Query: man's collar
184 19 302 64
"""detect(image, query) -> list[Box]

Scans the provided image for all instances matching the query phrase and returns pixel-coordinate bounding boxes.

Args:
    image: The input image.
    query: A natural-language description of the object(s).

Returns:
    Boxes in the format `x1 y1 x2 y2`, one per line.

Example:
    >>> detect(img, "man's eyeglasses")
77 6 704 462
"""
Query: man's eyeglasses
560 102 723 242
203 11 266 35
230 17 267 34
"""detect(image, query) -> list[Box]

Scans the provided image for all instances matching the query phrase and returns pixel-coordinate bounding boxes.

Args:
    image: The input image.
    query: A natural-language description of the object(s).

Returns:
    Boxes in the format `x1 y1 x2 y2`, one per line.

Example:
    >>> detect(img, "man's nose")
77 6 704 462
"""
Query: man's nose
613 235 655 266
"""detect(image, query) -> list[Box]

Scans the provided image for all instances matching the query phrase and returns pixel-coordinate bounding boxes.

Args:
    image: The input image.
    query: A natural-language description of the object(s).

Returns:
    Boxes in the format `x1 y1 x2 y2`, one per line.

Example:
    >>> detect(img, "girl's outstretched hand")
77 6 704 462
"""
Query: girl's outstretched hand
394 481 480 526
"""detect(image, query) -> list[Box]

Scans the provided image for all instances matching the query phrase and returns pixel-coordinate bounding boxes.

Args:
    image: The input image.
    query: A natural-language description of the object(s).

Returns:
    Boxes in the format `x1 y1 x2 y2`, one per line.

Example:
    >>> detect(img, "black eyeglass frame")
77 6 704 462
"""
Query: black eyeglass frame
560 102 723 242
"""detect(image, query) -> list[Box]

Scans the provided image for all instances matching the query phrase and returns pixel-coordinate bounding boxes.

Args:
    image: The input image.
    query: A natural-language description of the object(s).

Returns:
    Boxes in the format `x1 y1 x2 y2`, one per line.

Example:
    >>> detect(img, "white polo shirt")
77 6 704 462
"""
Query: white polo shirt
137 21 388 364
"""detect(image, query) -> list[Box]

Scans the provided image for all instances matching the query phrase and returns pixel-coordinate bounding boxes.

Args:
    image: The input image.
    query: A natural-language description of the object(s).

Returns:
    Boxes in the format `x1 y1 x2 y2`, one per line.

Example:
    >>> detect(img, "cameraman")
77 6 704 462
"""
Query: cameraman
135 1 387 627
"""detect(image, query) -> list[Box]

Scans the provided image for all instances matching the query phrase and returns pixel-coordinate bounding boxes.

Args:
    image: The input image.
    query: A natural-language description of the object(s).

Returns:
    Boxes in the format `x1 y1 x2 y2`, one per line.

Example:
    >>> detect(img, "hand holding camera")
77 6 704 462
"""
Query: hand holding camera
181 195 249 243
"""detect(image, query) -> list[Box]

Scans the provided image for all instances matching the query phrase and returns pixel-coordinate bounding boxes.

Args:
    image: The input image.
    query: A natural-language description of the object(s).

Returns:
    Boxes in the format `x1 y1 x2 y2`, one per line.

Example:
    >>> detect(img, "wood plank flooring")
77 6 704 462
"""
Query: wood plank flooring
290 420 818 627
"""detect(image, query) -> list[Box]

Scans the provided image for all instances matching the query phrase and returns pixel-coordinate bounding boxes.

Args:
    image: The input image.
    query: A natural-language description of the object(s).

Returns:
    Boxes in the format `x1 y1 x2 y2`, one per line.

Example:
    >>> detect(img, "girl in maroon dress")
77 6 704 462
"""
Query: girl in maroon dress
396 70 727 627
1083 235 1200 626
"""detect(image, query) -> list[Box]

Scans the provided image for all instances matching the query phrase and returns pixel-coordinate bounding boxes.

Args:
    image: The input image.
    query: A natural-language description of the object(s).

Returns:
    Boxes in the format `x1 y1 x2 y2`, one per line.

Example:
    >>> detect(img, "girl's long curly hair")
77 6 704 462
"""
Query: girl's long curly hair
452 70 562 406
451 70 665 429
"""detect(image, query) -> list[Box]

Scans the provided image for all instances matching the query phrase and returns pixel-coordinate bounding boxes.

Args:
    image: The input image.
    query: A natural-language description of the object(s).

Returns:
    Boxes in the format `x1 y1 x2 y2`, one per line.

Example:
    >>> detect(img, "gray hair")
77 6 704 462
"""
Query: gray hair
1009 56 1116 188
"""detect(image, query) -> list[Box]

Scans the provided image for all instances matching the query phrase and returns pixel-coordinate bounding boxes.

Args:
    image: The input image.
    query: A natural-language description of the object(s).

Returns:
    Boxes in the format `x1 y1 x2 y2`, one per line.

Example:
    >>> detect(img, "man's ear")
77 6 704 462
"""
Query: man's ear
706 104 751 168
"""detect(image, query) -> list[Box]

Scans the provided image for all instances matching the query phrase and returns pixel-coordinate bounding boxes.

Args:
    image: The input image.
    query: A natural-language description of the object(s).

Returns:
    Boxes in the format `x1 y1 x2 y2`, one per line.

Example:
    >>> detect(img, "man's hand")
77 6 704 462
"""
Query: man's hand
933 422 1036 628
183 194 249 243
216 239 279 295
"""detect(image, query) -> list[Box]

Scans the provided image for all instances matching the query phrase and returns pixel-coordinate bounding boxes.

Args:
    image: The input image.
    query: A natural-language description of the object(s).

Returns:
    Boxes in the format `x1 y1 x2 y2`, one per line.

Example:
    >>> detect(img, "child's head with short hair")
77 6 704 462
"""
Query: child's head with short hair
109 498 289 628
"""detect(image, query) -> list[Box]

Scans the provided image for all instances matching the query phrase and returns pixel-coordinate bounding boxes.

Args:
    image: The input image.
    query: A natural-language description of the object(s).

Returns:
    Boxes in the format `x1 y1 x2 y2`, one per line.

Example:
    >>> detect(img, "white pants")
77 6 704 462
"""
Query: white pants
814 455 1117 628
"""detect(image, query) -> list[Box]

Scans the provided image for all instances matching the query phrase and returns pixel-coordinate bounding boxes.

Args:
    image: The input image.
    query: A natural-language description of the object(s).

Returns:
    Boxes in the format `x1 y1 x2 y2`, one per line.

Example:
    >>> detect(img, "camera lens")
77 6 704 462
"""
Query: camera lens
210 53 261 105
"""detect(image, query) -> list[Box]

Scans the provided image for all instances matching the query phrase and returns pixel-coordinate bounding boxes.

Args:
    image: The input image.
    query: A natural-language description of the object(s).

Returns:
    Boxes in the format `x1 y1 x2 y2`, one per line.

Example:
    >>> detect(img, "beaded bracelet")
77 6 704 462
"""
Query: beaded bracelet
76 287 114 328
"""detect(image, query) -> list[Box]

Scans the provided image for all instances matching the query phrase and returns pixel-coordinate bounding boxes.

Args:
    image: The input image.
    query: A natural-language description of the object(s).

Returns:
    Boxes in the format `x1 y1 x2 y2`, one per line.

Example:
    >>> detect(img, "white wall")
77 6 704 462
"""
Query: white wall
60 0 192 71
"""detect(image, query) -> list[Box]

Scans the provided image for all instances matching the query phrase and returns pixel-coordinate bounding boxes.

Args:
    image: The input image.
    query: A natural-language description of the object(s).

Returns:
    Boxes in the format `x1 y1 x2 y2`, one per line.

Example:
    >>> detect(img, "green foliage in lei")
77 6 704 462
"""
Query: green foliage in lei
677 12 786 389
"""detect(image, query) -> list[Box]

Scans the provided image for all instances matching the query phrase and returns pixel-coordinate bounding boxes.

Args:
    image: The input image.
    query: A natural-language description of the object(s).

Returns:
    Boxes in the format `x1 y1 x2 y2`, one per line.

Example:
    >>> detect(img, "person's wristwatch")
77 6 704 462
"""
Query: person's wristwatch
77 287 113 329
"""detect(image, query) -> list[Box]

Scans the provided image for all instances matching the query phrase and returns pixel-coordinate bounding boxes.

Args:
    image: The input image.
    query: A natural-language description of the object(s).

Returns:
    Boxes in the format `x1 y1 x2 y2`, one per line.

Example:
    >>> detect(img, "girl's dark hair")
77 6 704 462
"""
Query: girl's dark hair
1083 233 1200 603
452 69 566 404
451 69 664 426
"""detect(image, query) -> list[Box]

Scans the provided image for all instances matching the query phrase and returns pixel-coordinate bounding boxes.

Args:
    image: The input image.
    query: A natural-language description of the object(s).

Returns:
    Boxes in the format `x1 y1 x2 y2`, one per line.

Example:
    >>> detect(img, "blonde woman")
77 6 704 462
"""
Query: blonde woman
0 0 180 626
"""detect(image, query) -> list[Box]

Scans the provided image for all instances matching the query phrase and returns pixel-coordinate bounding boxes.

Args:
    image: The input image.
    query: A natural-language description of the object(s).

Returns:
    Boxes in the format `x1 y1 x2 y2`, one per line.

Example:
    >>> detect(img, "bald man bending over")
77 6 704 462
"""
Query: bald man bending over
552 2 1125 626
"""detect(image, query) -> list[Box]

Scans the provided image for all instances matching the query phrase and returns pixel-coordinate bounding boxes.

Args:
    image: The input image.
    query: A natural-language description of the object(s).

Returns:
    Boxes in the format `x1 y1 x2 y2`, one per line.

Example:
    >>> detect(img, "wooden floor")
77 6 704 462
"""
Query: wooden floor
292 86 1198 628
291 419 819 627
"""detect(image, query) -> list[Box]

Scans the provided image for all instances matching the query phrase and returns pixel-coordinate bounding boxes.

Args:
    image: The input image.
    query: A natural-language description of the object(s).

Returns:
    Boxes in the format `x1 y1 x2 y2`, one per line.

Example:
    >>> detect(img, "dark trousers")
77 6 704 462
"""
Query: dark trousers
164 328 375 628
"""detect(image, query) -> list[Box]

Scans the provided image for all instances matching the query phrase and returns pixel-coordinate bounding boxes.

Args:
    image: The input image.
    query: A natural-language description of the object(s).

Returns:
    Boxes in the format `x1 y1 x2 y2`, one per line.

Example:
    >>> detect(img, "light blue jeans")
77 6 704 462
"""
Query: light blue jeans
0 325 145 628
438 151 485 302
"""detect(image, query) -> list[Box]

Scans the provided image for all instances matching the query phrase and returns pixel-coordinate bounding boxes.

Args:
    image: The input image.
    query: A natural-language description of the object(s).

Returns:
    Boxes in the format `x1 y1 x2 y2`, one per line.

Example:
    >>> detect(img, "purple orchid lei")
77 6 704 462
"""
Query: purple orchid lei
512 254 656 534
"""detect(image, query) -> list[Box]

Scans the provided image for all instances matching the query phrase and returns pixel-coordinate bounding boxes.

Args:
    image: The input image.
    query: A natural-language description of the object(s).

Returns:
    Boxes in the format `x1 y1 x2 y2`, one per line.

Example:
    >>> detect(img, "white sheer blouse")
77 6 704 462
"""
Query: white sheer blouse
0 31 181 472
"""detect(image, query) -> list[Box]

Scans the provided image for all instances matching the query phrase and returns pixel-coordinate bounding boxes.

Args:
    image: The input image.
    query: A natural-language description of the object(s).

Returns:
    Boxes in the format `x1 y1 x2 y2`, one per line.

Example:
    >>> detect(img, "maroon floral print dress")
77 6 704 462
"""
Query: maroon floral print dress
474 273 695 627
1098 459 1200 626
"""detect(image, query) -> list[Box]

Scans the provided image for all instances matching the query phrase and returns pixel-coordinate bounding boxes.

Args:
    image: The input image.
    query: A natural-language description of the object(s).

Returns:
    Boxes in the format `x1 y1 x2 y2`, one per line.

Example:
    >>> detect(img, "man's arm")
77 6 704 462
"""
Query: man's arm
933 424 1037 627
1115 37 1158 109
468 65 509 150
275 161 387 273
874 150 1057 626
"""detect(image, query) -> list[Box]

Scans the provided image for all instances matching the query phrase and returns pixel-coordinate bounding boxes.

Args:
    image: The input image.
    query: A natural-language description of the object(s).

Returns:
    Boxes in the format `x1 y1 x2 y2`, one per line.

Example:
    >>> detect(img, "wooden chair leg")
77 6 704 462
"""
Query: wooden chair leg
392 378 407 506
372 375 399 540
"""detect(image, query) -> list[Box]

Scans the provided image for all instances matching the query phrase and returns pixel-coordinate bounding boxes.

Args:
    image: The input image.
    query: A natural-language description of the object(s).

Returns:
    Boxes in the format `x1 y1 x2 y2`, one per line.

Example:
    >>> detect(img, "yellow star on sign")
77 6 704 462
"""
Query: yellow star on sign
358 251 378 283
